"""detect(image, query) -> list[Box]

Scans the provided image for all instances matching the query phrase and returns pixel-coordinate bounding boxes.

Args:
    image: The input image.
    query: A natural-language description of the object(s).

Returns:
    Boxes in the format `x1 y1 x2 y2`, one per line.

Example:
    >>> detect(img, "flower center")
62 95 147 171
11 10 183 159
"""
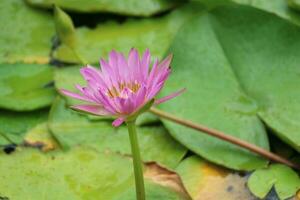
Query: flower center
107 81 140 98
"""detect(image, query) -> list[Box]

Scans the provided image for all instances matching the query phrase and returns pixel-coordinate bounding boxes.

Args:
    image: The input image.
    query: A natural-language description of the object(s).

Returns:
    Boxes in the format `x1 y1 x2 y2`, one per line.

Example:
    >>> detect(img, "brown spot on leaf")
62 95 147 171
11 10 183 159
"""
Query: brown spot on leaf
144 162 192 200
23 123 58 152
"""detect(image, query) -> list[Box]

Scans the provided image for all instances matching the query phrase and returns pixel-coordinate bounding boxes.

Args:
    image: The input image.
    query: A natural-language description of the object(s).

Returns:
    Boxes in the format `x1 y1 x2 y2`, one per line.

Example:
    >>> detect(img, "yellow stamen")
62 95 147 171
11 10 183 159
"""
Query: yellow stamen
107 81 140 98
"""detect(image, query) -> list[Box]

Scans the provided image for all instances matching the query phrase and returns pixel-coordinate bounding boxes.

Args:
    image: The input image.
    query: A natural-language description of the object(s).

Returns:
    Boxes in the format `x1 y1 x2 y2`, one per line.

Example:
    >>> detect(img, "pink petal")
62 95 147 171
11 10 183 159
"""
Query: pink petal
118 91 135 114
112 117 125 127
99 58 111 74
158 54 173 71
117 52 129 82
146 69 170 100
70 104 111 116
108 51 122 83
147 59 159 86
147 54 172 87
80 66 105 86
97 90 120 114
124 98 136 114
128 48 140 81
146 82 164 100
141 49 151 80
154 88 186 105
75 85 96 102
59 89 93 102
150 68 170 90
100 59 116 86
113 97 126 113
134 85 147 110
128 48 139 67
108 50 118 68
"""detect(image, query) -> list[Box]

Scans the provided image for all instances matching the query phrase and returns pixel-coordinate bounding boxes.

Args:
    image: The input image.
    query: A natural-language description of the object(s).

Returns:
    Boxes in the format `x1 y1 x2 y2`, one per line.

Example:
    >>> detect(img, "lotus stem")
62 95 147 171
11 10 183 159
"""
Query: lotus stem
150 107 300 171
126 119 146 200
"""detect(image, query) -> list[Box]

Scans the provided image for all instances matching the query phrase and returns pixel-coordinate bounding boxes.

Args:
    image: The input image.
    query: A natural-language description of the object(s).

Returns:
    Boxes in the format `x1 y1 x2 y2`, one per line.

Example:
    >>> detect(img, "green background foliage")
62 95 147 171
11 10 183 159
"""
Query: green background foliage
1 0 300 199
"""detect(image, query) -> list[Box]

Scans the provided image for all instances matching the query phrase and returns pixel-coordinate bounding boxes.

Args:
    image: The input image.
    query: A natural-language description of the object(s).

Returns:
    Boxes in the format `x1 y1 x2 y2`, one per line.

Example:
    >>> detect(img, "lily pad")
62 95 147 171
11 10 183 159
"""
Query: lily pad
53 4 201 64
0 109 48 145
194 0 300 26
0 0 54 64
176 156 255 200
240 0 300 25
247 164 300 199
210 5 300 151
159 7 269 170
0 64 56 111
0 147 188 199
136 112 160 126
288 0 300 11
48 97 187 169
26 0 185 16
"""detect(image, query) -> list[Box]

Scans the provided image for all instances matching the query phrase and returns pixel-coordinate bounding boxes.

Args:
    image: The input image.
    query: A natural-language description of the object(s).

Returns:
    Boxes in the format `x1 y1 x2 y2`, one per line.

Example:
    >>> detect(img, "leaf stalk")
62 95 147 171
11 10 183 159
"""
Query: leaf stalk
150 107 300 171
127 119 146 200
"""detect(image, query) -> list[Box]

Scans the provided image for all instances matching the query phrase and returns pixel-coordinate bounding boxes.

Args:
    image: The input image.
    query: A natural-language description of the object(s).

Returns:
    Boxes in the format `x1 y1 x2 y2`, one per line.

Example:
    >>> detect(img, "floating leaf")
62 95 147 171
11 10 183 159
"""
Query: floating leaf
0 0 54 64
235 0 300 26
54 6 76 49
136 112 160 126
288 0 300 11
159 6 269 170
0 148 188 199
26 0 185 16
48 97 187 169
248 164 300 199
0 64 56 111
193 0 300 25
24 122 58 151
176 156 255 199
0 109 48 145
53 4 201 64
210 5 300 151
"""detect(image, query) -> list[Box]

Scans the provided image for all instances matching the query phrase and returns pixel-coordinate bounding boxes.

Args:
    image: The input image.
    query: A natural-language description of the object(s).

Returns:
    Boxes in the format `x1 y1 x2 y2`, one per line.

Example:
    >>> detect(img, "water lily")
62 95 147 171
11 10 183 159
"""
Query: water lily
60 48 184 200
60 48 185 127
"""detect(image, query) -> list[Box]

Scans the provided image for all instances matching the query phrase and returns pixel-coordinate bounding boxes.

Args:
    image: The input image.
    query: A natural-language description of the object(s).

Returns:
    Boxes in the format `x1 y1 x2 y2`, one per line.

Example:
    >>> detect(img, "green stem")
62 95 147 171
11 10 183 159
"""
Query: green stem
126 120 145 200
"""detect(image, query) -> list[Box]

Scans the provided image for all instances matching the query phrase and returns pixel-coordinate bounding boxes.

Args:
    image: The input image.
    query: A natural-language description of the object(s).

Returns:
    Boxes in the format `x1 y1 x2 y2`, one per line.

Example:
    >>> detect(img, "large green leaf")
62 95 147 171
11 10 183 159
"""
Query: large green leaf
0 0 54 64
288 0 300 11
247 164 300 199
0 148 188 199
159 7 269 170
176 156 255 199
53 4 201 64
0 109 48 145
194 0 300 25
238 0 300 25
26 0 185 16
209 5 300 151
0 64 56 111
48 97 187 168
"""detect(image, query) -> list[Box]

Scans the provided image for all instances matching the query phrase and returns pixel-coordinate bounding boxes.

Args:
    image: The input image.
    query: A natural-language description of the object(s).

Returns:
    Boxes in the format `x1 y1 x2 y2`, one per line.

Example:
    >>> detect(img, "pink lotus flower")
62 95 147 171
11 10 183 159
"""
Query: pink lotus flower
60 48 185 126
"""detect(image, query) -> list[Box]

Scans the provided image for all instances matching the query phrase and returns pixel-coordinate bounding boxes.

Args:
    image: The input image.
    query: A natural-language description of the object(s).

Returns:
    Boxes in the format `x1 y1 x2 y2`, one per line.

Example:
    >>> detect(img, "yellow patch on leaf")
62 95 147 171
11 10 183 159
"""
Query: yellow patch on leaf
24 123 58 152
177 156 255 200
